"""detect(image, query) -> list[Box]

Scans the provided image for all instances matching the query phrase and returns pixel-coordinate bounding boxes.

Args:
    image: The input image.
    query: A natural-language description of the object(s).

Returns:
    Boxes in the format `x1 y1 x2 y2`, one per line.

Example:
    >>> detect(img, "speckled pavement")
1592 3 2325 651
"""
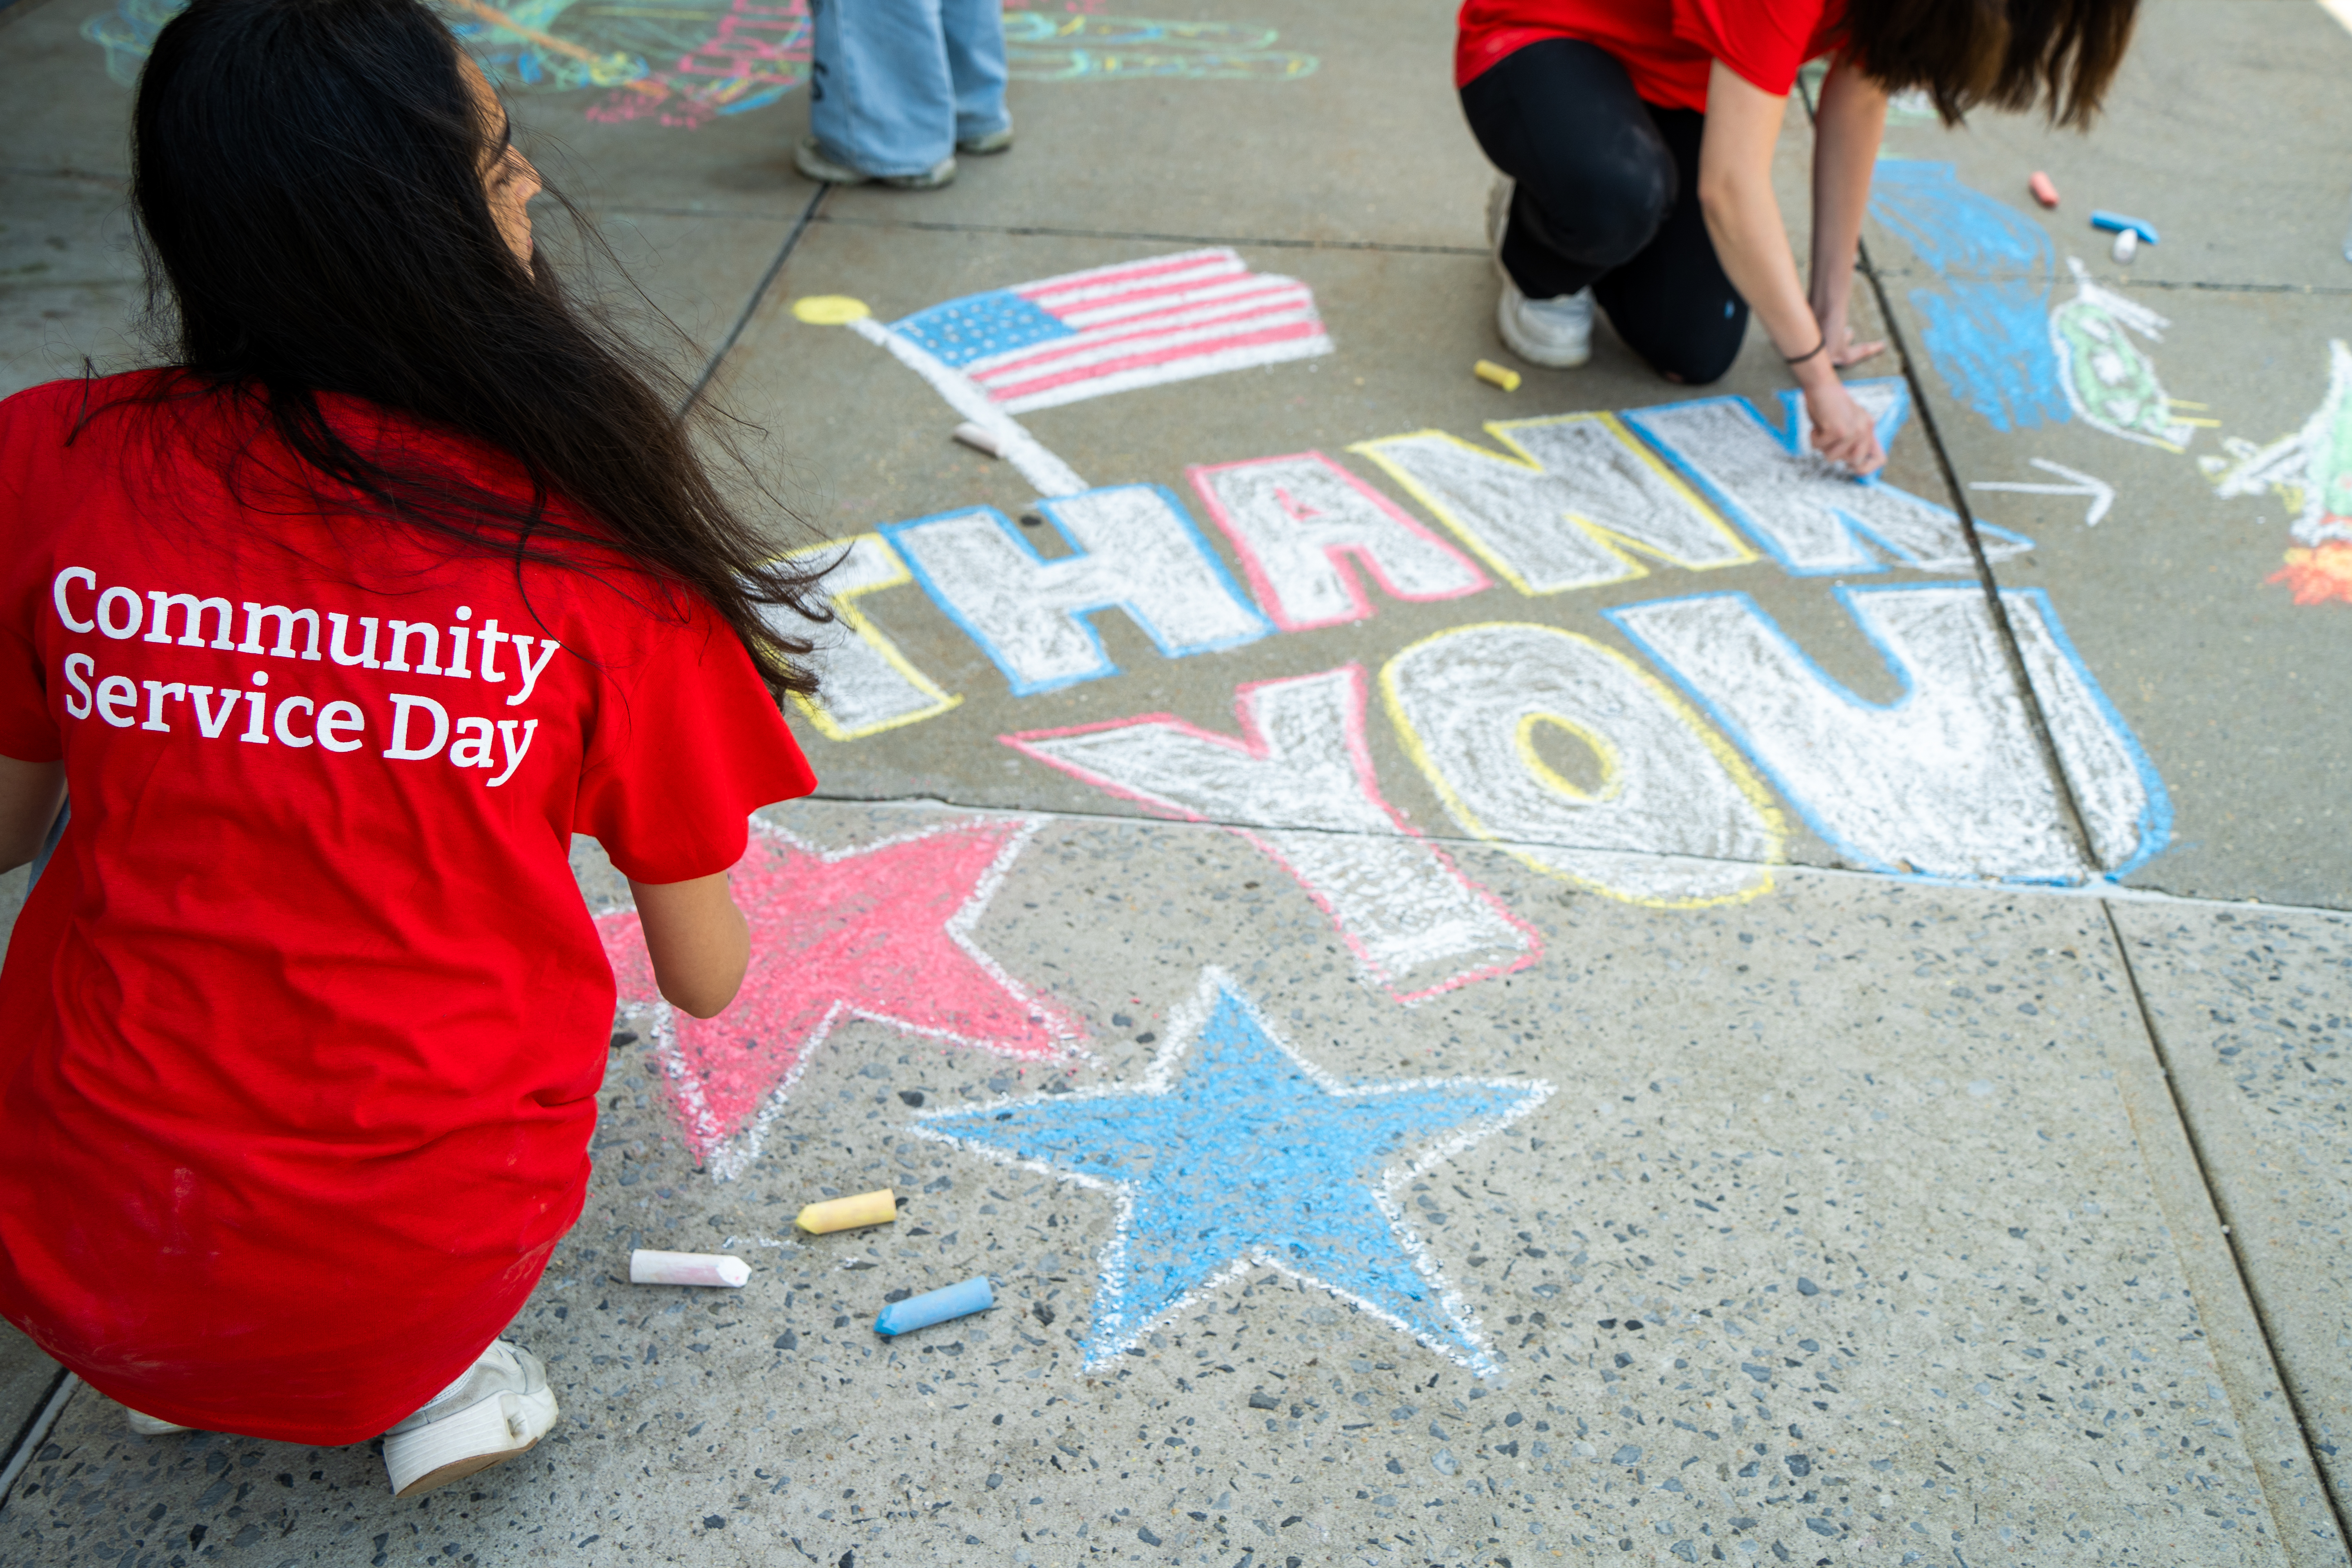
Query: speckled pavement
6 0 2352 1562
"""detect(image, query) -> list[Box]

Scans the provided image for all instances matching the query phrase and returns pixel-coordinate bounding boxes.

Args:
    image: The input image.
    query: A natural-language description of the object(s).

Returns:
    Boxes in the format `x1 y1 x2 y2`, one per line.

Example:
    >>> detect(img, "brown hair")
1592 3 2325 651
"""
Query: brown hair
1842 0 2142 128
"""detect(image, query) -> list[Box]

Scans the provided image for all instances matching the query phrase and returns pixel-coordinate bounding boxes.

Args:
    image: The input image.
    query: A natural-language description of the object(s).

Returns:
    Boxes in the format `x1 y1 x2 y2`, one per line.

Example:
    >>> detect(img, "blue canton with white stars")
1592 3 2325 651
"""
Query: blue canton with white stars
893 290 1073 368
914 977 1547 1371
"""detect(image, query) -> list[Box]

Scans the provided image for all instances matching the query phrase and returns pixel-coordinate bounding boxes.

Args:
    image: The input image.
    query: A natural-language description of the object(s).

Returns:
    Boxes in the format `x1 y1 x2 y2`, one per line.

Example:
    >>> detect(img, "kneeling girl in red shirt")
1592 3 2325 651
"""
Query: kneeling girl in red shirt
0 0 829 1497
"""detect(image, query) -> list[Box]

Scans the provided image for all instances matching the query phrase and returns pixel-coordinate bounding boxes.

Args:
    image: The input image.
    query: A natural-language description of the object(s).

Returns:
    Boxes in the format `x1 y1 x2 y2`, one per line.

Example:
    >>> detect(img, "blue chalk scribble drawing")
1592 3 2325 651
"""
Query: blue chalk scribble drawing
1868 160 2069 434
912 970 1551 1374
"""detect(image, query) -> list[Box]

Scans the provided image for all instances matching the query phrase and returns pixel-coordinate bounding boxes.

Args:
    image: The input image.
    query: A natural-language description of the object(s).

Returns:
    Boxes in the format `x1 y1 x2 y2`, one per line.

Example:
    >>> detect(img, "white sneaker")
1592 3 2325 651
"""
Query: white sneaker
1497 281 1595 369
793 136 956 191
381 1340 559 1498
124 1407 192 1436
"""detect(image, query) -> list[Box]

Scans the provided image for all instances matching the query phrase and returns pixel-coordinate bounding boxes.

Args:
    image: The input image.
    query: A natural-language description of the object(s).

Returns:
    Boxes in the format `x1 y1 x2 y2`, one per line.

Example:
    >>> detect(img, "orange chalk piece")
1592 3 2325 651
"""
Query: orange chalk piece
1473 359 1521 392
2028 171 2060 209
795 1187 897 1234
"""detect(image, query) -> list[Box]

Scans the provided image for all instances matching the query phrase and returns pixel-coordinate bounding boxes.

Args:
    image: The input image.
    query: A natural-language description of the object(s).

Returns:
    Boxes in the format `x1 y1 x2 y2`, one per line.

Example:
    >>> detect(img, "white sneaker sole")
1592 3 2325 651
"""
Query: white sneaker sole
125 1408 191 1436
384 1386 559 1497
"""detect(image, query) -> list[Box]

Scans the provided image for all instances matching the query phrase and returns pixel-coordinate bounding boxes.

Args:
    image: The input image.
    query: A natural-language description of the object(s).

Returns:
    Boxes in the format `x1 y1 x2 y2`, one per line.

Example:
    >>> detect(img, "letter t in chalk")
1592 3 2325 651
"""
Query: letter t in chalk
874 1276 993 1336
795 1187 897 1234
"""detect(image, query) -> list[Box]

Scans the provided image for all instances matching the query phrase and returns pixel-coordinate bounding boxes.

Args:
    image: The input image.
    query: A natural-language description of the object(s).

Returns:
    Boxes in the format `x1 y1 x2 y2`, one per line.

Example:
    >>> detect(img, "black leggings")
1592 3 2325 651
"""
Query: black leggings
1459 37 1749 384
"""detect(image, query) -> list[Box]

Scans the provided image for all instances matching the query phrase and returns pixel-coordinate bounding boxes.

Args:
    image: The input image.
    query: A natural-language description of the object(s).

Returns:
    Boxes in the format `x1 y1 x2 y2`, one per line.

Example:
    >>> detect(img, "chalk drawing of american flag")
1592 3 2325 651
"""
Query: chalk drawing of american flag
889 247 1333 414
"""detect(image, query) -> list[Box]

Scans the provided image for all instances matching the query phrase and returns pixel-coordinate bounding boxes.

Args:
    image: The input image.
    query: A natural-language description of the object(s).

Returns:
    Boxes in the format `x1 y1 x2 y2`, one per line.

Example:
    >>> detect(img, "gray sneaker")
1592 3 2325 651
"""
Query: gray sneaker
958 115 1014 155
793 136 956 191
381 1340 559 1498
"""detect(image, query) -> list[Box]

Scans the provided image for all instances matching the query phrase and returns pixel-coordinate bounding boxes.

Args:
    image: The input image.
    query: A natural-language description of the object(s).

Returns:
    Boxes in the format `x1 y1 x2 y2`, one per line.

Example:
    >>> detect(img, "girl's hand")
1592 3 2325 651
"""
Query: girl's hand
1800 370 1886 474
1826 318 1887 368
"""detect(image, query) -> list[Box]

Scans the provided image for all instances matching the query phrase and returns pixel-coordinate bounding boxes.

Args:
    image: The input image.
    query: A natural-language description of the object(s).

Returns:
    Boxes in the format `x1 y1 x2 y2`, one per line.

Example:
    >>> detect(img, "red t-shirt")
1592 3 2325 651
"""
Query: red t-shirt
1455 0 1846 107
0 373 816 1444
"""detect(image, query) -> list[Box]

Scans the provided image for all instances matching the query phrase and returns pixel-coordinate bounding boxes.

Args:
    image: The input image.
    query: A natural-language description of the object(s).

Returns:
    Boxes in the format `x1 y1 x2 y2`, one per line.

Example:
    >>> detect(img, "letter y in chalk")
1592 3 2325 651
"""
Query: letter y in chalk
1006 666 1538 1003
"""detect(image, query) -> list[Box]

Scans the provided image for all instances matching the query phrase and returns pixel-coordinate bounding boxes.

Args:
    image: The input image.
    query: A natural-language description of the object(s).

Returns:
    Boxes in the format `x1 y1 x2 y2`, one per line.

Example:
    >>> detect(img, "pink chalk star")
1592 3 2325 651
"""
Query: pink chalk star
597 817 1084 1178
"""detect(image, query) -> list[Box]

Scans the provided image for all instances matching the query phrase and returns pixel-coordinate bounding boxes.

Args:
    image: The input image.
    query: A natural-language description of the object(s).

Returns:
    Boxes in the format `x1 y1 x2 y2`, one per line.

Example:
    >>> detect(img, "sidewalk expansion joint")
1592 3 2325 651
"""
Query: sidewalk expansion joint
809 213 1488 259
2098 899 2352 1551
1853 232 2106 877
680 182 829 415
801 789 2350 917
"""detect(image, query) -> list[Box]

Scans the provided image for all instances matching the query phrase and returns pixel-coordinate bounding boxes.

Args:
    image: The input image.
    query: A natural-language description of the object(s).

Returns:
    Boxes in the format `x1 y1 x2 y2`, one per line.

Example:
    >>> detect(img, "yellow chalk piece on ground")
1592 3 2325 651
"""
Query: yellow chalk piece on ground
796 1187 897 1234
1474 359 1521 392
791 295 873 325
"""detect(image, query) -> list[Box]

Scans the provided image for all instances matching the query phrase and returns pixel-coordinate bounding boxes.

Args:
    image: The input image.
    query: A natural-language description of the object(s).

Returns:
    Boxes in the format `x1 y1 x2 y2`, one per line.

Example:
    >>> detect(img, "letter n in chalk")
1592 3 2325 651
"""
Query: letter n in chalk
1609 585 2169 884
1005 666 1539 1003
1188 452 1488 630
882 486 1270 697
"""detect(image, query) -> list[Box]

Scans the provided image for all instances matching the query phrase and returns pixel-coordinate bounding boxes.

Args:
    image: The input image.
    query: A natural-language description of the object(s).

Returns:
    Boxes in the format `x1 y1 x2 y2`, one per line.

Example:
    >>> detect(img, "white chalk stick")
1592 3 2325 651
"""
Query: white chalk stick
951 421 1004 459
2110 229 2138 264
629 1249 750 1288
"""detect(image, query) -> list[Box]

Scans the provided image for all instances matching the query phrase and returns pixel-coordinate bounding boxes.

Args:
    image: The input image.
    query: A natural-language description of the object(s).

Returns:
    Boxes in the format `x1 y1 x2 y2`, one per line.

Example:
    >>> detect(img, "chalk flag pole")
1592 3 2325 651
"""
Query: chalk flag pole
790 297 1086 499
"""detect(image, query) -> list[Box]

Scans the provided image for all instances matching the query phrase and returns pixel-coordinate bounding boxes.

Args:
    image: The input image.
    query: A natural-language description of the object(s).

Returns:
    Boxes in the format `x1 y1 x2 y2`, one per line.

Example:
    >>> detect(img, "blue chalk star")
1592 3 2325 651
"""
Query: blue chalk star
912 969 1551 1372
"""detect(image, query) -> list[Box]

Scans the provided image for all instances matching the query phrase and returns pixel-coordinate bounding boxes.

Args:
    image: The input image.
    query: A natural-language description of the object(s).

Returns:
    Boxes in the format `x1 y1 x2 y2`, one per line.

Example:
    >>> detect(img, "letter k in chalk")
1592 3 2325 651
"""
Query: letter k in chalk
595 817 1085 1180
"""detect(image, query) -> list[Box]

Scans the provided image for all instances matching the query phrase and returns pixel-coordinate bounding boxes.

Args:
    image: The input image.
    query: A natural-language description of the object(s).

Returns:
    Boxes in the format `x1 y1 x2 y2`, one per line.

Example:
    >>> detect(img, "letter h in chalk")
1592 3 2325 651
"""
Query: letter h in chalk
880 485 1270 696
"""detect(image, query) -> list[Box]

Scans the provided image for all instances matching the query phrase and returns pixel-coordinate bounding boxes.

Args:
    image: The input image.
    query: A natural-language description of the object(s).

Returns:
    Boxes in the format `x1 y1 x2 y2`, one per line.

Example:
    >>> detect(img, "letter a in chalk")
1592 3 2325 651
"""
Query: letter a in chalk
1608 585 2168 883
1005 666 1539 1002
1188 452 1488 630
1621 379 2032 575
1351 412 1749 596
882 486 1270 697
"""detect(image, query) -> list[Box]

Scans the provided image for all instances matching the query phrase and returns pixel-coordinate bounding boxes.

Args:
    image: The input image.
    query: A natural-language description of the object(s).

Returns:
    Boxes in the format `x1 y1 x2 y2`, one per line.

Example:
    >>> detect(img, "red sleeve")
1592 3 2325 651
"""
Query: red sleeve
1671 0 1838 97
575 602 817 884
0 387 68 764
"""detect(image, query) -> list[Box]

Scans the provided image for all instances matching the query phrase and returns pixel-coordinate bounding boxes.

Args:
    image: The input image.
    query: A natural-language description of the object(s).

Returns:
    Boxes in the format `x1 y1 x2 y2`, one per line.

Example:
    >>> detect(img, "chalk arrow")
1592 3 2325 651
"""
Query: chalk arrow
1969 458 2115 527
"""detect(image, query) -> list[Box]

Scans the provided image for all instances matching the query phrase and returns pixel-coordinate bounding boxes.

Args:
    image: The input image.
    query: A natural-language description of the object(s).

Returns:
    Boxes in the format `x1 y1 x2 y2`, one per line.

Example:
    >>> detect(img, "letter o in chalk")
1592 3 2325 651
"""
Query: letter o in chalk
1381 622 1782 907
95 586 143 641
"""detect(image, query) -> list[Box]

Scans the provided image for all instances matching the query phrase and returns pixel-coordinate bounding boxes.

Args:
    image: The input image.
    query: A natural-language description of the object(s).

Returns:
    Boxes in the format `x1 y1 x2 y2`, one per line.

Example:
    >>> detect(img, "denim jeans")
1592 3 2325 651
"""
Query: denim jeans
808 0 1011 176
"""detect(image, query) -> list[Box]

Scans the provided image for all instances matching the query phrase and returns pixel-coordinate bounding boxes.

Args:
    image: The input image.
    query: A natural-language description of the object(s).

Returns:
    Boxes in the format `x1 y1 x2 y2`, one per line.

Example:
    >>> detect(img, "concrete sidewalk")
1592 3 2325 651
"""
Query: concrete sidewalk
4 0 2352 1563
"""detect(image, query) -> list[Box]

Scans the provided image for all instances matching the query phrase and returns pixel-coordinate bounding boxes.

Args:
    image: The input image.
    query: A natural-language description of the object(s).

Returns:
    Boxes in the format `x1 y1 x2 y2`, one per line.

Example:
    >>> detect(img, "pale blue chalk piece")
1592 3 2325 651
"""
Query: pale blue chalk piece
2088 211 2159 244
874 1275 992 1337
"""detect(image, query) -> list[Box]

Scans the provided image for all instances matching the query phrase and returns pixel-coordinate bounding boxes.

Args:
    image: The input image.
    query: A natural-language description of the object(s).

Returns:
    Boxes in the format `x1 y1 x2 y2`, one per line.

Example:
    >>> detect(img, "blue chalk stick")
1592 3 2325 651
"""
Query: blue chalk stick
2088 211 2158 245
874 1275 993 1337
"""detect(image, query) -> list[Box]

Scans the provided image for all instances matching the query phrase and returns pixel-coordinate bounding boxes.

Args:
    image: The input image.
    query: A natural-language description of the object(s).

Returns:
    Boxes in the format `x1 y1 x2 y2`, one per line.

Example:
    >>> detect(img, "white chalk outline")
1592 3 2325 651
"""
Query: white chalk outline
622 814 1094 1181
909 966 1554 1378
846 315 1088 498
1969 459 2116 527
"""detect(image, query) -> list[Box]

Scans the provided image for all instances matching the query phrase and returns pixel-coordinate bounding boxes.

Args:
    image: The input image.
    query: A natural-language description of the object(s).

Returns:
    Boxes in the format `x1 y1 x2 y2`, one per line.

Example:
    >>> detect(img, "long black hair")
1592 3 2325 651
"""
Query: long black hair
1845 0 2141 127
124 0 829 696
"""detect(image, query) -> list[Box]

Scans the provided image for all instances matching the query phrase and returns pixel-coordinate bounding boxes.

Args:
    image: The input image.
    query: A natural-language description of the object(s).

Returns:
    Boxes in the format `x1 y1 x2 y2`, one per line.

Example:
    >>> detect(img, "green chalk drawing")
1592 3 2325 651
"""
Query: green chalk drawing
2203 339 2352 548
2048 258 2195 452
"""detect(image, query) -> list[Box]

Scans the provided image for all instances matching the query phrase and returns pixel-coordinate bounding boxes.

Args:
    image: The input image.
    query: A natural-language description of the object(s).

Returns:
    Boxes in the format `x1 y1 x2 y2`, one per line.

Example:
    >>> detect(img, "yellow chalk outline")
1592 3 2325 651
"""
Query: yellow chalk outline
1348 411 1753 599
771 534 960 742
1379 621 1784 909
1514 712 1618 803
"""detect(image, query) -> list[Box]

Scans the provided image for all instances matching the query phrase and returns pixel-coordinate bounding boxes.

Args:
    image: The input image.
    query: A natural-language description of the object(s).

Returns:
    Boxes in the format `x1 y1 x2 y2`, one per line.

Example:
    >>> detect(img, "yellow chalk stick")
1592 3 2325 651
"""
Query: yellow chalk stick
1473 359 1521 392
791 295 872 325
795 1187 897 1234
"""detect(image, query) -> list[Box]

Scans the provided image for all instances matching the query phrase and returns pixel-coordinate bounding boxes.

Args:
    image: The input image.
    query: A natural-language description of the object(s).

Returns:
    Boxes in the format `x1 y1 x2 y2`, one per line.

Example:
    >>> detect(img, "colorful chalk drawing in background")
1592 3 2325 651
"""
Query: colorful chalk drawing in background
80 0 1313 129
913 969 1550 1373
2202 340 2352 606
1000 11 1315 82
597 816 1085 1180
